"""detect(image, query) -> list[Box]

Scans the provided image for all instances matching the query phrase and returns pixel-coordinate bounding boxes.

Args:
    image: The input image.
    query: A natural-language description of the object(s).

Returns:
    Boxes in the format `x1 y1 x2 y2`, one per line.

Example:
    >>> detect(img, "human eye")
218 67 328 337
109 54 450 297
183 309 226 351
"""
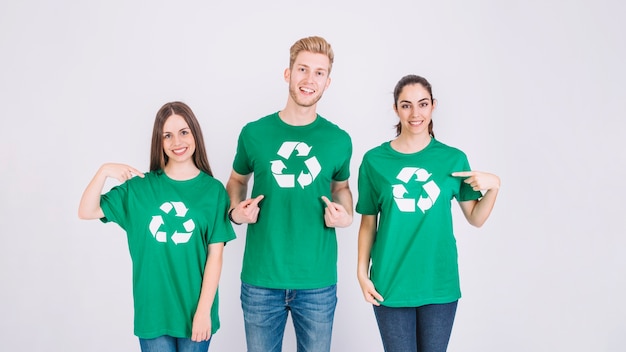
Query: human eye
181 129 190 136
401 104 410 109
163 133 171 139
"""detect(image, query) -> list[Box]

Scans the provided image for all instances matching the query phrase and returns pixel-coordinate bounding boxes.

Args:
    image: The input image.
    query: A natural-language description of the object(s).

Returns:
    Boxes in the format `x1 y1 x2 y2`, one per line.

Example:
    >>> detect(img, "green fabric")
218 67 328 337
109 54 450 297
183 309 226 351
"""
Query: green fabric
233 112 352 289
356 139 481 307
100 171 236 338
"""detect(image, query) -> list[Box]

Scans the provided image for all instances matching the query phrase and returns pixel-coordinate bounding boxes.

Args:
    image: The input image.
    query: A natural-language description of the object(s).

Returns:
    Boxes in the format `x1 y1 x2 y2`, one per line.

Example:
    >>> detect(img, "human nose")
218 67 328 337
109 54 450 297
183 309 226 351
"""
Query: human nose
305 70 315 82
170 134 182 145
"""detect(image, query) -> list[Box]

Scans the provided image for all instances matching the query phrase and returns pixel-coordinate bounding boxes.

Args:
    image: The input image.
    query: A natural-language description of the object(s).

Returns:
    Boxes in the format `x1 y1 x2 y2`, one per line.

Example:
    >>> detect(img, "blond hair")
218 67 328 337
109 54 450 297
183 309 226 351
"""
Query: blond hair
289 36 334 74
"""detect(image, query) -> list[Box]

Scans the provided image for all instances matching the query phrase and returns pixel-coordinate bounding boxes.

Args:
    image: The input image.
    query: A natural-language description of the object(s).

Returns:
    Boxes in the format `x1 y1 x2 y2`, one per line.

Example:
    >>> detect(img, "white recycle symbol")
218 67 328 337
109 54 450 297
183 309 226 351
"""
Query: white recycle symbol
148 201 195 244
392 167 441 213
270 141 321 188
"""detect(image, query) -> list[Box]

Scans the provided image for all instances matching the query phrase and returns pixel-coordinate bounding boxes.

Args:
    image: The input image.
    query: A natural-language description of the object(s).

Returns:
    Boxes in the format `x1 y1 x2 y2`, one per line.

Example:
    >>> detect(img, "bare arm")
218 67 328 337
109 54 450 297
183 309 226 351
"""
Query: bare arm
78 163 144 220
322 179 354 228
191 242 225 342
357 214 383 305
225 169 263 224
226 169 250 207
453 171 501 227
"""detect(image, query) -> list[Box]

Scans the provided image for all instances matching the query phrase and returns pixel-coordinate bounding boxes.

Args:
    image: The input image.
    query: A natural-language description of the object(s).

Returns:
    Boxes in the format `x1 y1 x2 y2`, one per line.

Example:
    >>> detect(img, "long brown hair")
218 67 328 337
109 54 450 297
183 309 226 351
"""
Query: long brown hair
149 101 213 176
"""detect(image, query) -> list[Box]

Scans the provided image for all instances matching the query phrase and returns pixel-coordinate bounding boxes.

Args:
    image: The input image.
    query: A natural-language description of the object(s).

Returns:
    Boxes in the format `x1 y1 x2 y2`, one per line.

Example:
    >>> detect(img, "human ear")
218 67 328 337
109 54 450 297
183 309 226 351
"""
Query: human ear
284 68 290 82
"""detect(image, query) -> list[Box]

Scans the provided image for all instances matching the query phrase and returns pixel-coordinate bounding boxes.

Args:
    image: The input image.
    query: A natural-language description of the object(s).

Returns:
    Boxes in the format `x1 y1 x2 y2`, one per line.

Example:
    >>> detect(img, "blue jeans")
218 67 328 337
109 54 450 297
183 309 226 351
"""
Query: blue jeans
240 282 337 352
139 335 211 352
373 301 458 352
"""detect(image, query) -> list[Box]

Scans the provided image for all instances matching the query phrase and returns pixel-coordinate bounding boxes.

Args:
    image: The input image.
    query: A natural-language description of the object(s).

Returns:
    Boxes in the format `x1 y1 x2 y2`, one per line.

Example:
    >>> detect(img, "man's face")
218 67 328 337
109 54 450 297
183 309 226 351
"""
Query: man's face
285 51 331 108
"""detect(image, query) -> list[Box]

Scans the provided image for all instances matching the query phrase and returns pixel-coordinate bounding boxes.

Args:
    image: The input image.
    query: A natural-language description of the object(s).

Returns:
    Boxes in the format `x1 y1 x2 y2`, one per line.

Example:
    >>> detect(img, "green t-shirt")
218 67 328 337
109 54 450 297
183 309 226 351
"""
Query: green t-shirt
100 171 236 339
356 139 481 307
233 112 352 289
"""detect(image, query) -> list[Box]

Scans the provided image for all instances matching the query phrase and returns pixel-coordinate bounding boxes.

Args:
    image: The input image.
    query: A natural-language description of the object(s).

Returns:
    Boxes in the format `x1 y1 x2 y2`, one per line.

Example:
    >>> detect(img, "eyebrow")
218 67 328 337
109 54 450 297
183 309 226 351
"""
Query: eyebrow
163 127 191 134
296 63 328 72
399 98 430 104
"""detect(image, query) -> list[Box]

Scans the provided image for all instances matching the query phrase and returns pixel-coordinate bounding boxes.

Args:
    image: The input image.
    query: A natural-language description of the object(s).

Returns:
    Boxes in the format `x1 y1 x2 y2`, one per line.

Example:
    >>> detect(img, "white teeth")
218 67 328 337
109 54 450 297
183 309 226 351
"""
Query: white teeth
301 87 314 93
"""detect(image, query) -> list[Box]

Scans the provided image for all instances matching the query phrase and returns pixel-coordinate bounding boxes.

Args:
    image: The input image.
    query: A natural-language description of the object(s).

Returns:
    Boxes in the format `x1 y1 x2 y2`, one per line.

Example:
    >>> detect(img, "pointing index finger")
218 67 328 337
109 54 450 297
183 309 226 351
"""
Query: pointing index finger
130 167 145 178
251 195 264 207
451 171 473 178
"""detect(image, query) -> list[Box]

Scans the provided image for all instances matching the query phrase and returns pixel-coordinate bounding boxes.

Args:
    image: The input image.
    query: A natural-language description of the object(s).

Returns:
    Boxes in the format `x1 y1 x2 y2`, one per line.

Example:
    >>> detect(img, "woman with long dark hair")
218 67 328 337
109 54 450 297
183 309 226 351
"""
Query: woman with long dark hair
78 101 235 352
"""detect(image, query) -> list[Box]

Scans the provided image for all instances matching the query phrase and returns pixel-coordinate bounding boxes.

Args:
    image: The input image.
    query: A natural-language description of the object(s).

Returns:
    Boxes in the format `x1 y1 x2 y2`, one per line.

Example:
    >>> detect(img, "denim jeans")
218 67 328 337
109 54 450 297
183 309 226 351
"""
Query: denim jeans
138 335 211 352
373 301 458 352
240 282 337 352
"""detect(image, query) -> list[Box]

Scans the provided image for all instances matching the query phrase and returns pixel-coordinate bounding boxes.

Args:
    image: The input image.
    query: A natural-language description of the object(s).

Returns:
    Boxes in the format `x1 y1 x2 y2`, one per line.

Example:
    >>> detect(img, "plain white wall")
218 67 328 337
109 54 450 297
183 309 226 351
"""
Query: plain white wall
1 0 625 351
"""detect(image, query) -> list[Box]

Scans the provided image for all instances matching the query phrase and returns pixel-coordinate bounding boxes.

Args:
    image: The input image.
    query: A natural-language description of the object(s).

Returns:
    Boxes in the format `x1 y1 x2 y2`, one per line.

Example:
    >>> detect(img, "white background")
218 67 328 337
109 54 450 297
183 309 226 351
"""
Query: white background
1 0 625 351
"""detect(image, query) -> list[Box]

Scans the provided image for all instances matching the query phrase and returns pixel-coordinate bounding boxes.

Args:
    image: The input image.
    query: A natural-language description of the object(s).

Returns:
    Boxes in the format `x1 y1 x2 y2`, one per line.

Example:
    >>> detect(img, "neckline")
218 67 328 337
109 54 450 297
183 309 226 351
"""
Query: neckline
386 138 435 156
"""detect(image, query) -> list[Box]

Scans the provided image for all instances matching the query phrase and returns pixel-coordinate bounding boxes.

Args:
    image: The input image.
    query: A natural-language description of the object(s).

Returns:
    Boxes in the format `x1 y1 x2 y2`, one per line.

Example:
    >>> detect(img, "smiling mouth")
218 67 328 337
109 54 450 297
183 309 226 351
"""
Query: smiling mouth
172 147 187 156
300 87 315 94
